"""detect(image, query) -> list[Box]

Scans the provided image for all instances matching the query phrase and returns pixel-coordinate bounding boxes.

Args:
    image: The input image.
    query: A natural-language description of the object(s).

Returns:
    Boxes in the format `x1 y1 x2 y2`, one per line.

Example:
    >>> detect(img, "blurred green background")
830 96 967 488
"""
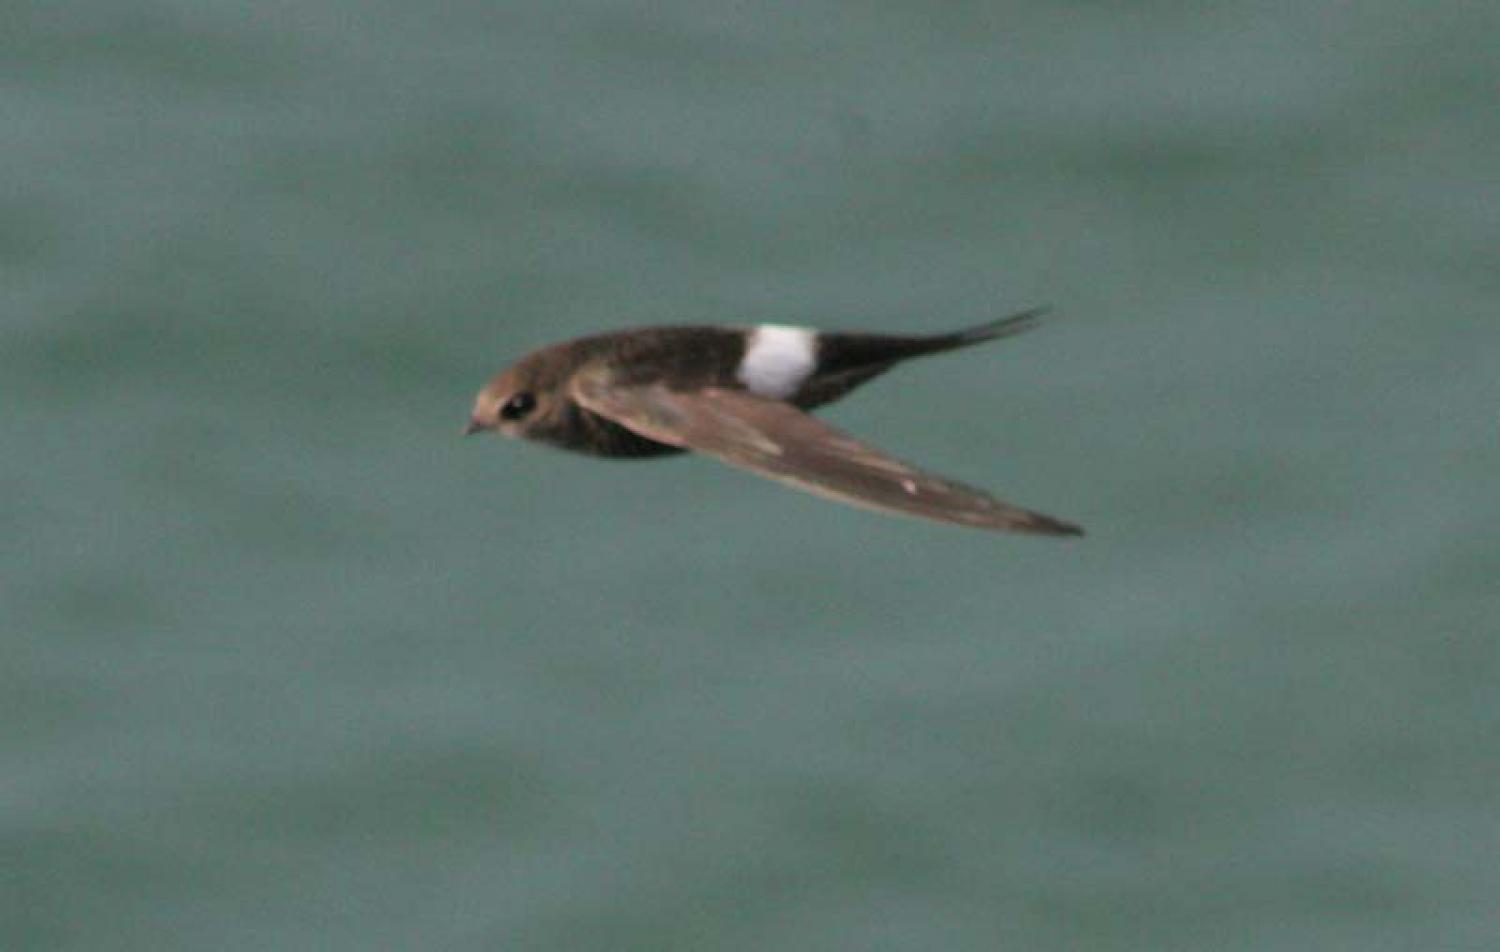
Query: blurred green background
4 3 1497 950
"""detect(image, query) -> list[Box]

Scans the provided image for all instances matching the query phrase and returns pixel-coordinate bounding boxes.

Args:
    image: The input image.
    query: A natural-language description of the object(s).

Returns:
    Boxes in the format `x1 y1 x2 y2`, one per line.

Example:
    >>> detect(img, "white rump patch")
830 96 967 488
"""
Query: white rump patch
738 325 816 399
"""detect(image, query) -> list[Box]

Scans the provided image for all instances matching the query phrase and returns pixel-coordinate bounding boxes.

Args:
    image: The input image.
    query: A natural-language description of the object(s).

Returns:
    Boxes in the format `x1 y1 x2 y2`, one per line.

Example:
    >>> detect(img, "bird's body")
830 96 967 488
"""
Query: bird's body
467 308 1083 536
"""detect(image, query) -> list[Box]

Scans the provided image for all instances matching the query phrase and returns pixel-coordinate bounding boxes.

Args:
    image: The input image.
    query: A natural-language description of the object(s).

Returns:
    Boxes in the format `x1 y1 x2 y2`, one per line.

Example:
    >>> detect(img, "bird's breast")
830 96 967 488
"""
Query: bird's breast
533 401 682 459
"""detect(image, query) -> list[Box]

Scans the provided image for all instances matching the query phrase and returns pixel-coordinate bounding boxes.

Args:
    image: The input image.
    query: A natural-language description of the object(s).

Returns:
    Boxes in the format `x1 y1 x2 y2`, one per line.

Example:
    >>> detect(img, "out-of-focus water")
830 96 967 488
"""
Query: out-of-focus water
5 3 1498 950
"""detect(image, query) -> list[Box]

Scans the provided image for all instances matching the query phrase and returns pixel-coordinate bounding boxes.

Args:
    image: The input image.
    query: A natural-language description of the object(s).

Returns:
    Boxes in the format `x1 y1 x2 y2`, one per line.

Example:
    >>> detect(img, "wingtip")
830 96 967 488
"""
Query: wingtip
1029 514 1085 537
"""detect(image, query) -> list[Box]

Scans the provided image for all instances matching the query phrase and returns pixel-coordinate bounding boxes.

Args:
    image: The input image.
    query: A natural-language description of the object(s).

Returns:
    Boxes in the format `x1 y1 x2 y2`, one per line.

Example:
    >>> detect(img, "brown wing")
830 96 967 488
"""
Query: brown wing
572 372 1082 536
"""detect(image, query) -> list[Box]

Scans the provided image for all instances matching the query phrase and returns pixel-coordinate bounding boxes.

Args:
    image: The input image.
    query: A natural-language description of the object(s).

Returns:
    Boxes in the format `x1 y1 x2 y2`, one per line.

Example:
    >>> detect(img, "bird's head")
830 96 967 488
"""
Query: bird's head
465 354 567 441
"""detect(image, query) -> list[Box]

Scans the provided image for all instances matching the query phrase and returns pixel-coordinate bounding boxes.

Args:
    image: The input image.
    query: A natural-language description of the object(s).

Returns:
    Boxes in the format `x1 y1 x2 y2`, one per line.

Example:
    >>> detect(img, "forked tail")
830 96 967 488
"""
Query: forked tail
944 305 1052 347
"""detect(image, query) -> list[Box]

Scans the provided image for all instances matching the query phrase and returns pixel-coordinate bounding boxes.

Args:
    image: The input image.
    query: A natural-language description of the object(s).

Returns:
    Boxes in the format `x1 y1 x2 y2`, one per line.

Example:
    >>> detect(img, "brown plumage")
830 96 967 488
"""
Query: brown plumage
466 308 1083 535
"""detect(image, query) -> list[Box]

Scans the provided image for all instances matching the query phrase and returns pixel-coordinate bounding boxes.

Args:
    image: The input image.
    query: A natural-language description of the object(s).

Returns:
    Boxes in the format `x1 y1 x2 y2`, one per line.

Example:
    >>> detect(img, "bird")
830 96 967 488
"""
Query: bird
465 307 1083 536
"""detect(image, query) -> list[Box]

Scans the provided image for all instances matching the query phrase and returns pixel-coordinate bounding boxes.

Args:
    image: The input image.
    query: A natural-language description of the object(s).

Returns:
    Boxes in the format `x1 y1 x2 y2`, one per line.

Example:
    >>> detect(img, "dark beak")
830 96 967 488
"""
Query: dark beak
463 419 486 437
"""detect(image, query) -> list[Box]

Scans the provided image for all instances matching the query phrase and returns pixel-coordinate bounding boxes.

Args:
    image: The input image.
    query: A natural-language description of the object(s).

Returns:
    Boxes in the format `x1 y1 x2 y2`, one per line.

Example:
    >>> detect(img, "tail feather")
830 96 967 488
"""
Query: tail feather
809 305 1055 386
947 305 1052 346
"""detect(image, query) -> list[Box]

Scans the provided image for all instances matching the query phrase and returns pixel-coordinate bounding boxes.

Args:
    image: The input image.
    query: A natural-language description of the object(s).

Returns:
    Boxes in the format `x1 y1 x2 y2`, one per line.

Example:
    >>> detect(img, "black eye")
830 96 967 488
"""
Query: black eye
499 392 536 421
